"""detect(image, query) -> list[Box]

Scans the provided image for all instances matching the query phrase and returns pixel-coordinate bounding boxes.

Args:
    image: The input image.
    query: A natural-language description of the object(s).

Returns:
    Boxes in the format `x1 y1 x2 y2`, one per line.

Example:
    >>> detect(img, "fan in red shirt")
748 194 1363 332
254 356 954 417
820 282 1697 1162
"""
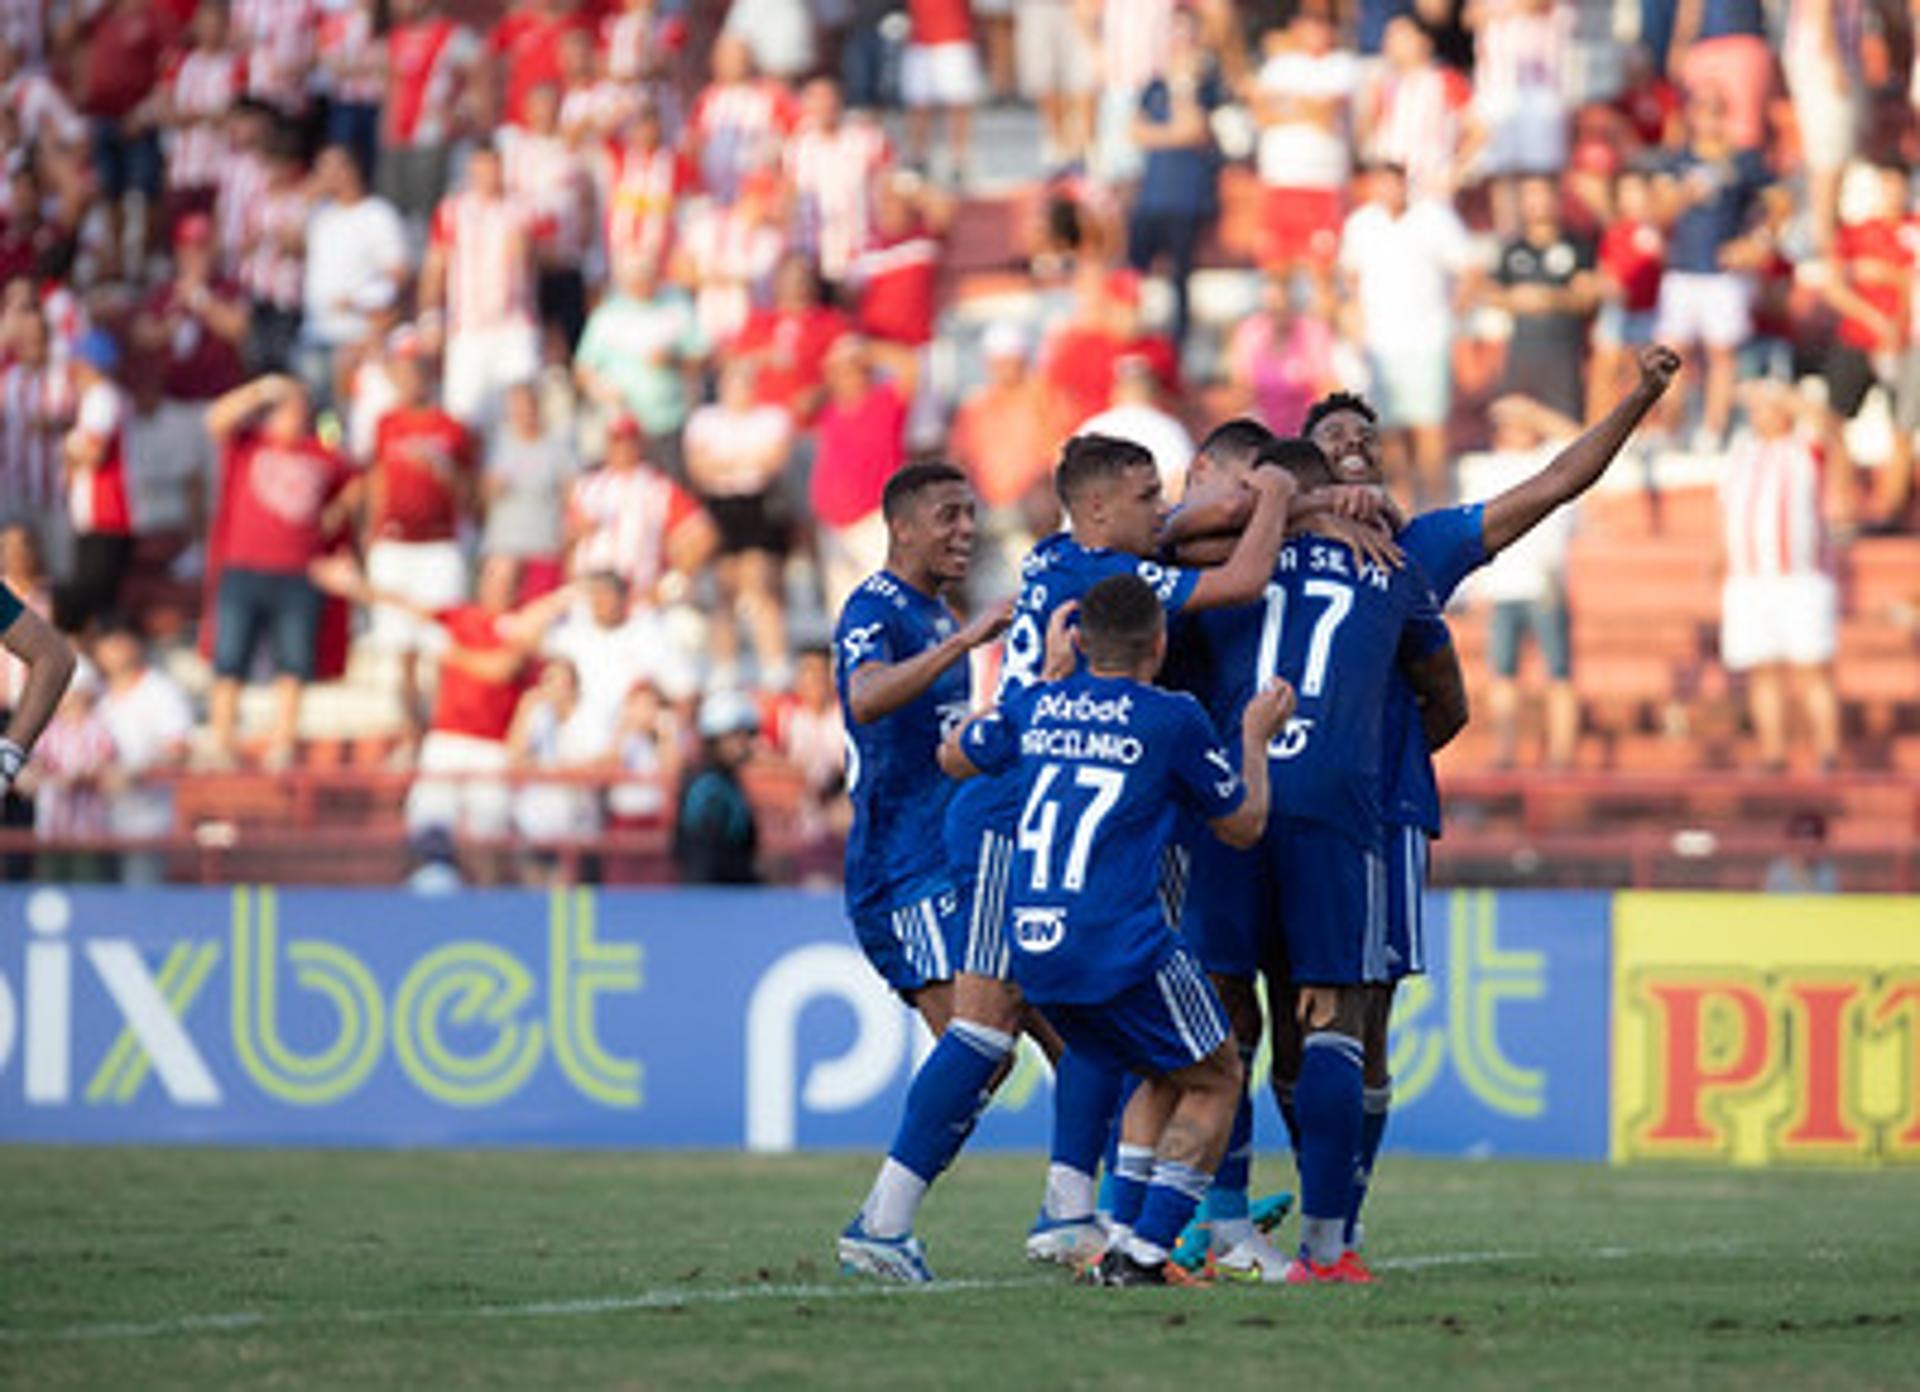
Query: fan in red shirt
1591 167 1666 415
57 330 136 634
733 253 850 427
1817 162 1912 524
131 214 250 404
203 374 358 768
1041 267 1178 422
367 331 478 744
312 551 578 875
490 0 591 127
850 174 948 349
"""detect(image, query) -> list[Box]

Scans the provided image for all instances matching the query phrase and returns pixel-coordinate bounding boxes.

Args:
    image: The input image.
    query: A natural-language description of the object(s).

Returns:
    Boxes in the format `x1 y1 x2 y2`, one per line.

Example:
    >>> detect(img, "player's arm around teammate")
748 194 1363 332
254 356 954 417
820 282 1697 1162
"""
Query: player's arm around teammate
848 599 1012 727
0 587 78 795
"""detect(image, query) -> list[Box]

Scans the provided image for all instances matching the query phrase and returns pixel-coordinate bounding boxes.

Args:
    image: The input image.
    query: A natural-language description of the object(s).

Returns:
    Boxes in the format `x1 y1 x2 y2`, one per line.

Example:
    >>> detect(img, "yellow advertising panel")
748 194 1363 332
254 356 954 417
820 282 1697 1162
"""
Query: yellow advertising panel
1612 894 1920 1165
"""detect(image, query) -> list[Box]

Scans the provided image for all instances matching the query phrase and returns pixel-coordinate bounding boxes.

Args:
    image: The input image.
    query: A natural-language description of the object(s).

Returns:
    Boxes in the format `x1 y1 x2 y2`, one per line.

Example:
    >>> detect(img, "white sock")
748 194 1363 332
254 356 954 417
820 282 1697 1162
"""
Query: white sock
1210 1216 1256 1251
1043 1162 1097 1222
1124 1231 1169 1266
1300 1216 1344 1266
860 1157 929 1240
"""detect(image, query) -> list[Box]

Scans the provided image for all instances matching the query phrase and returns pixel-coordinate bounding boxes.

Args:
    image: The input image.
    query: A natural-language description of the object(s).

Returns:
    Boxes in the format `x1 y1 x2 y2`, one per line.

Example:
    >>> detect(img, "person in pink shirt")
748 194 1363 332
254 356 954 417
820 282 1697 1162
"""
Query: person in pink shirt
810 335 917 612
1225 273 1338 437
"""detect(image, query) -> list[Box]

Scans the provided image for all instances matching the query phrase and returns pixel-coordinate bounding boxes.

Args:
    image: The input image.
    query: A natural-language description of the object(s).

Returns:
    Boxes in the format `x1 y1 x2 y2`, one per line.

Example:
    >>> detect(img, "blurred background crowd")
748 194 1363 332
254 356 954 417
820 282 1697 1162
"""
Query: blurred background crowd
0 0 1916 890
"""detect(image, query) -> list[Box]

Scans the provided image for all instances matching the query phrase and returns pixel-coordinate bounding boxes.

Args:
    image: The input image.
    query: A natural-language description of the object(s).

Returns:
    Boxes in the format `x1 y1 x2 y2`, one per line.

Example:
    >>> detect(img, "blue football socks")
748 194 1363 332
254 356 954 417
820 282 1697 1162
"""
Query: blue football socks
864 1019 1014 1237
1295 1030 1364 1265
1345 1083 1392 1249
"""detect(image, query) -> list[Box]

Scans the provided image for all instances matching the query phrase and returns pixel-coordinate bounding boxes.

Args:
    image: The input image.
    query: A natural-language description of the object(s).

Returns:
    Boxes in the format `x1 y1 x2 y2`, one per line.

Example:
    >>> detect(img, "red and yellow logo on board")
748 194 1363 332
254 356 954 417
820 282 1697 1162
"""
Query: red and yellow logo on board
1611 894 1920 1165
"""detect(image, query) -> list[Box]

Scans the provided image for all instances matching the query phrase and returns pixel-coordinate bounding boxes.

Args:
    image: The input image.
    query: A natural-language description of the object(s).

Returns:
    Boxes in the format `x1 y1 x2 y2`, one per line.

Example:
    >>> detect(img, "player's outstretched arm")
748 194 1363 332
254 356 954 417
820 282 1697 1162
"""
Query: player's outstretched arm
846 598 1014 725
1190 468 1297 610
0 603 77 792
1211 677 1294 849
1402 641 1470 751
1481 343 1681 556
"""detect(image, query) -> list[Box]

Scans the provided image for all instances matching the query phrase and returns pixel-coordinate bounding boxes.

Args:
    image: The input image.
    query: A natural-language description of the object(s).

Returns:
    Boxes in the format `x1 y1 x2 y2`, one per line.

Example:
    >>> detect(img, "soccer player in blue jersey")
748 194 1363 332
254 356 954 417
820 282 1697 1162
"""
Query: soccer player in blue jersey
1186 438 1446 1283
945 433 1296 1267
834 462 1019 1282
946 573 1298 1287
0 581 77 797
1163 425 1433 1282
1297 341 1682 1268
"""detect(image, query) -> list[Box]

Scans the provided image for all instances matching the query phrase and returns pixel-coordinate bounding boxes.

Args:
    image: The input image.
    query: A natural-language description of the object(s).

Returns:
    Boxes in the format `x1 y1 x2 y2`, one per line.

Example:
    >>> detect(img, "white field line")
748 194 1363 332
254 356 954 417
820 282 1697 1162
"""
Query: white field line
0 1244 1721 1347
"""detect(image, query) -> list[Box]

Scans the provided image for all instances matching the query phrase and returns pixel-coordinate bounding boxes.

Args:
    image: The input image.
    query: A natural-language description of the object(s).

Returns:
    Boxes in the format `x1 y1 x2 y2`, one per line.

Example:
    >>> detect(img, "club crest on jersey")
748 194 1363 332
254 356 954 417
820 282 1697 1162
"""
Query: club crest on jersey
1012 907 1067 954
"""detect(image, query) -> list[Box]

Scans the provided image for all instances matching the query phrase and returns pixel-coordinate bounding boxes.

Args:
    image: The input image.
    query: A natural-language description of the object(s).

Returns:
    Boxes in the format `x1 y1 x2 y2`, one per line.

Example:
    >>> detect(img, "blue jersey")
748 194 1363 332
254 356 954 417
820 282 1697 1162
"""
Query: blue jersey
836 571 972 919
1382 504 1487 834
1188 537 1443 848
944 532 1203 858
961 673 1245 1004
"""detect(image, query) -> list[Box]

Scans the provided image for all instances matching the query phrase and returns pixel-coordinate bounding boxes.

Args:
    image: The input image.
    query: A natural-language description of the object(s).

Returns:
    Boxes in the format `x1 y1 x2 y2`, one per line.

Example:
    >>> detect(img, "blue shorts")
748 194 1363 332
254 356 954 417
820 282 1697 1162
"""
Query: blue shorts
1384 823 1430 981
1179 833 1273 980
1269 817 1390 987
958 825 1015 981
1039 948 1230 1078
851 881 964 998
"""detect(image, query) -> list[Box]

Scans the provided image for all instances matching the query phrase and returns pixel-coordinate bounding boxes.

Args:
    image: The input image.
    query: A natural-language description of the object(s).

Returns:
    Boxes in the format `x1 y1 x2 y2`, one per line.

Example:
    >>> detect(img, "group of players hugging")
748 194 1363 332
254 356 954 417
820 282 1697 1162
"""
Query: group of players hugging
831 346 1680 1288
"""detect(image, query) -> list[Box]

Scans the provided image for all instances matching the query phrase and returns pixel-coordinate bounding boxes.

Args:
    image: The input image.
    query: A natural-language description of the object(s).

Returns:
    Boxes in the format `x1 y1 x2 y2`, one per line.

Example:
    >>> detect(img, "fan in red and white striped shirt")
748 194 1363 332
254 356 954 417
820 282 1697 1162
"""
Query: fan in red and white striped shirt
567 418 706 597
0 312 71 519
239 162 309 313
690 36 797 204
0 0 47 71
383 0 480 150
1364 18 1475 205
231 0 317 114
601 106 691 285
499 85 593 271
785 80 891 284
1722 424 1833 583
427 156 541 338
162 10 248 197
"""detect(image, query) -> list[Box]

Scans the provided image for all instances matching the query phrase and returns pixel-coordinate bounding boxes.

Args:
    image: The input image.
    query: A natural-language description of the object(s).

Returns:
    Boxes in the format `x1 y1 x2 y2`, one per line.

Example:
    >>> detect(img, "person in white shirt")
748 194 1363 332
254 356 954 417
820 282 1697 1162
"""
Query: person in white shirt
1460 395 1580 769
123 373 211 561
683 360 794 690
1337 162 1479 507
297 146 408 410
545 571 699 749
1076 355 1195 499
92 620 193 885
1252 10 1358 280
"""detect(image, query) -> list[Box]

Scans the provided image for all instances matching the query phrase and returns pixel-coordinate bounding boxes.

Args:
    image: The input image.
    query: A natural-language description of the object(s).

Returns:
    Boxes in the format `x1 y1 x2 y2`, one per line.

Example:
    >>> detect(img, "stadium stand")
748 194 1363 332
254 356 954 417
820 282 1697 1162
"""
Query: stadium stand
0 0 1914 890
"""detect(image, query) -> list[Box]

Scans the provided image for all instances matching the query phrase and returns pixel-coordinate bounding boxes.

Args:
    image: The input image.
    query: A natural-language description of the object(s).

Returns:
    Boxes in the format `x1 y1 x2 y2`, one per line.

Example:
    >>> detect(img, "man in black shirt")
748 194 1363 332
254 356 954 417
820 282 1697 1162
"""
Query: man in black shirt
1489 174 1599 421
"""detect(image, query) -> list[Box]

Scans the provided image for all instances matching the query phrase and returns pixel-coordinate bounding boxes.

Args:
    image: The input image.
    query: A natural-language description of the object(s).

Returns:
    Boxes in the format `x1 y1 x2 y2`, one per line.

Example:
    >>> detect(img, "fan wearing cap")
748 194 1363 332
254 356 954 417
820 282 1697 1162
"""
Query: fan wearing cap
565 411 717 604
56 329 135 633
366 331 478 749
132 213 250 405
672 689 762 885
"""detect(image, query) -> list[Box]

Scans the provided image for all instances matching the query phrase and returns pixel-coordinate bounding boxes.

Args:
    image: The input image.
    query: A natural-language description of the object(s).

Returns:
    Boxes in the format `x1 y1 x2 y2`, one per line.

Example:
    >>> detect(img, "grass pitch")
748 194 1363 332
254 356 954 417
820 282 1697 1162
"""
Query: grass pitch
2 1148 1916 1390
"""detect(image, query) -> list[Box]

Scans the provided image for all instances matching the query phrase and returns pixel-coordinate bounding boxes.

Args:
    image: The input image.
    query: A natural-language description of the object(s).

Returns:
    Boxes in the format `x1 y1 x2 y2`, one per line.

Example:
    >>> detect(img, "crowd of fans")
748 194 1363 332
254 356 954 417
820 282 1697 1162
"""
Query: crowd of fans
0 0 1915 883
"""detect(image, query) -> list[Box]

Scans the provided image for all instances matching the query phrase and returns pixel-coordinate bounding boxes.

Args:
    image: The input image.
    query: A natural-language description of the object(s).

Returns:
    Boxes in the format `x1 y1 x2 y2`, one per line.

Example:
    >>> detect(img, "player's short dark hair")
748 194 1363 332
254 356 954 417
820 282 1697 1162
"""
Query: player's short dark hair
1078 573 1164 669
1262 436 1337 491
1055 433 1156 510
882 461 968 523
1300 391 1378 439
1195 418 1277 475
